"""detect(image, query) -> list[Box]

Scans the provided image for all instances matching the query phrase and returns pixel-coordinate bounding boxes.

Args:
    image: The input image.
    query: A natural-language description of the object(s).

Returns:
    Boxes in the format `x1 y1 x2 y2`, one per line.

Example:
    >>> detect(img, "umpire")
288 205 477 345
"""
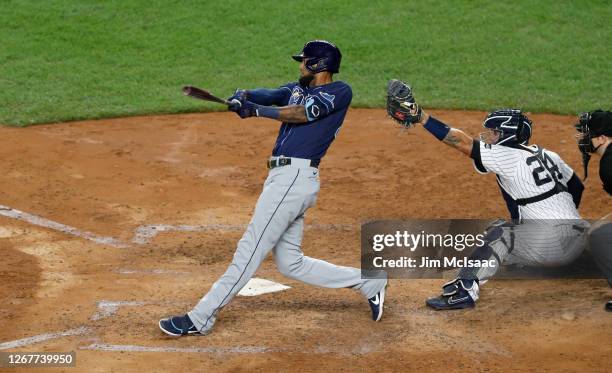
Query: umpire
575 110 612 311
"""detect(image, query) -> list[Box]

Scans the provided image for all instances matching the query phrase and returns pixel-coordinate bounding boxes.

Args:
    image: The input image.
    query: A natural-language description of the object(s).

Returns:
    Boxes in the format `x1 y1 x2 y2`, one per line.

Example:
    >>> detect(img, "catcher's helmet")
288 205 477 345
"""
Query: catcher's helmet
481 109 532 147
292 40 342 74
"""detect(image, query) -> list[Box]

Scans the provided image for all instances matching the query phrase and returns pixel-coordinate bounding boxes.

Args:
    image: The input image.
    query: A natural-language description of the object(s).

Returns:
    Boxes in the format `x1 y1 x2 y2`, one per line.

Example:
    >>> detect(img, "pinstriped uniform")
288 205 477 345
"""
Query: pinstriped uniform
463 142 589 281
476 142 581 220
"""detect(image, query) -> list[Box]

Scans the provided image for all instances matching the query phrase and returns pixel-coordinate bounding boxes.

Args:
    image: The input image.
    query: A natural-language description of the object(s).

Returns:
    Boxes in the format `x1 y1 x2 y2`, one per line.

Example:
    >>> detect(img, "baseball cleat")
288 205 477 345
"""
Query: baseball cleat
159 314 204 337
426 278 479 311
606 301 612 312
368 284 386 321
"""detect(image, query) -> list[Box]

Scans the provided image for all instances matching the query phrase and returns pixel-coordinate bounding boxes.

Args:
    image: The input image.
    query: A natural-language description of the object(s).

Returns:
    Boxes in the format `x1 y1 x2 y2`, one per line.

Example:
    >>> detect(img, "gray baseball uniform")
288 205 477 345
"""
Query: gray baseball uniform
187 80 386 334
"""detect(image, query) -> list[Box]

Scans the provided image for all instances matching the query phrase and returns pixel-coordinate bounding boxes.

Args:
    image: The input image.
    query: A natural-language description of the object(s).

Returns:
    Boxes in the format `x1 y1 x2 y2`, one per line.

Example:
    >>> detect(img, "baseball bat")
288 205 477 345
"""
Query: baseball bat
182 85 230 105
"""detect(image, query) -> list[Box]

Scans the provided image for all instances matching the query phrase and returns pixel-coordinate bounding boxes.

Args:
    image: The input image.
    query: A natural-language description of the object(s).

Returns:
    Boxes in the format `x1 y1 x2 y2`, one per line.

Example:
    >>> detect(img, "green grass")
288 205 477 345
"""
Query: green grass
1 0 610 126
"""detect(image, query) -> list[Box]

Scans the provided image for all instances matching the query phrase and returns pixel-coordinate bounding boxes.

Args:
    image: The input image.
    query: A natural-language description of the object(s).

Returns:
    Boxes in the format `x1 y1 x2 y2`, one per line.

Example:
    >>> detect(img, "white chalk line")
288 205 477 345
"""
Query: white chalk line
80 343 275 354
0 204 354 248
0 205 350 352
80 343 381 356
3 336 377 356
0 299 142 349
132 224 243 245
90 301 147 321
132 223 355 245
1 300 152 349
114 268 190 275
0 327 90 350
0 205 128 248
0 298 376 355
0 282 287 350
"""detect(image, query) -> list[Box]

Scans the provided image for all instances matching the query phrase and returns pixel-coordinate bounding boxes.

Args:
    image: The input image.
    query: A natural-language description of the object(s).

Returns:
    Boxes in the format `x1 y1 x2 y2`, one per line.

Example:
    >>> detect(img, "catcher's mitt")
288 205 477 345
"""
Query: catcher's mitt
386 79 422 127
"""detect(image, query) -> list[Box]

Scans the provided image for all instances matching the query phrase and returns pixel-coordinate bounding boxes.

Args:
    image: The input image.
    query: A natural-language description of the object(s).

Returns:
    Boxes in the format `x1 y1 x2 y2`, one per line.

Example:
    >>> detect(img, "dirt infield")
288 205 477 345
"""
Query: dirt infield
0 109 610 372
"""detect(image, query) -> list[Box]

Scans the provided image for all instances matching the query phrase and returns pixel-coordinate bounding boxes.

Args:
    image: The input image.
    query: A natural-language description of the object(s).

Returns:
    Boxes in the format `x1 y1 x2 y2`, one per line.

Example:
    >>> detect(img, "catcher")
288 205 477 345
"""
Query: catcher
386 80 589 310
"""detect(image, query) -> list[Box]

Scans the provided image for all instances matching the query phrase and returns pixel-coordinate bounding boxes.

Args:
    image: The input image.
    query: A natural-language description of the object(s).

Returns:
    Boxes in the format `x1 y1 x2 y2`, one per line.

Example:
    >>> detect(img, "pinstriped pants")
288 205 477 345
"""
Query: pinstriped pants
188 162 386 334
460 219 589 282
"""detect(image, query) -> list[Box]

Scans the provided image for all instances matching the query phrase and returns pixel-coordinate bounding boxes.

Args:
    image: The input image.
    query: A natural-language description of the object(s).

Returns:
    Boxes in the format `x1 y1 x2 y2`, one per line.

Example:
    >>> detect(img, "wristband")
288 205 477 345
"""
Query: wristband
423 116 451 141
254 105 280 119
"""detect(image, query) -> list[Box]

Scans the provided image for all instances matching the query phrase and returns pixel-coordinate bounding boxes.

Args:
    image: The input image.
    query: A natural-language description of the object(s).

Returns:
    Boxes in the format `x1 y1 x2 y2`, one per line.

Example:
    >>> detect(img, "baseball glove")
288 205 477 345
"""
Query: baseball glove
386 79 422 127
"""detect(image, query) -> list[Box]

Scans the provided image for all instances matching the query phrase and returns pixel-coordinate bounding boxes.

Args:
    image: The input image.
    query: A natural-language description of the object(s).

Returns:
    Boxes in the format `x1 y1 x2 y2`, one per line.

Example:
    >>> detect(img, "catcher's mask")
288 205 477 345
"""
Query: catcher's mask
292 40 342 74
575 112 596 152
480 109 532 147
574 109 612 179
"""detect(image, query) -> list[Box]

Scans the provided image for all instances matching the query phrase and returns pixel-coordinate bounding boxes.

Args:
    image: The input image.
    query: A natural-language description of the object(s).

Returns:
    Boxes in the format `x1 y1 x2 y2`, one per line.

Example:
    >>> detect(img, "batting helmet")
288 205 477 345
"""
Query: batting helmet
292 40 342 74
481 109 532 147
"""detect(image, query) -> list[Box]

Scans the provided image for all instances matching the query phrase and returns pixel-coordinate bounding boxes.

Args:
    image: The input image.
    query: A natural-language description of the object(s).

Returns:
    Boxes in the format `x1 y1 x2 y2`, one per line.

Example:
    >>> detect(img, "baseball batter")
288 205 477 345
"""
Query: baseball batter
159 40 387 336
386 80 589 310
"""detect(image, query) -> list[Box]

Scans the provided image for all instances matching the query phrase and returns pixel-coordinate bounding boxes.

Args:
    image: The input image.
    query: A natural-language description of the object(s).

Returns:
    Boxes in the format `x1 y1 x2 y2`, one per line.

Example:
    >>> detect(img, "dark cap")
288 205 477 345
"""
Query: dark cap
588 110 612 137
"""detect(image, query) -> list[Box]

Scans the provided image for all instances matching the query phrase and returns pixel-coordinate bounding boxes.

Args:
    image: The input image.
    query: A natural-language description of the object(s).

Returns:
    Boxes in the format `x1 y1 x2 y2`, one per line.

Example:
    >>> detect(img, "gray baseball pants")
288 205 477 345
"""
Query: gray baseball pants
590 216 612 287
188 158 387 334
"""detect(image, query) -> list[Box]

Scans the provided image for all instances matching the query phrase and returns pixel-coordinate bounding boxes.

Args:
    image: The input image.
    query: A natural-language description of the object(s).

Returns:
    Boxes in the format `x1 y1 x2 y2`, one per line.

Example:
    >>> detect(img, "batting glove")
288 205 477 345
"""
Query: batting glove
237 101 259 119
228 89 248 103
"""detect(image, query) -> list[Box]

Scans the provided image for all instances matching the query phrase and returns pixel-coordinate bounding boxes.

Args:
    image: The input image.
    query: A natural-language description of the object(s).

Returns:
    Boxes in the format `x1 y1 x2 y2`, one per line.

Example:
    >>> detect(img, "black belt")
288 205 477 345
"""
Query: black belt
267 158 320 169
516 183 568 206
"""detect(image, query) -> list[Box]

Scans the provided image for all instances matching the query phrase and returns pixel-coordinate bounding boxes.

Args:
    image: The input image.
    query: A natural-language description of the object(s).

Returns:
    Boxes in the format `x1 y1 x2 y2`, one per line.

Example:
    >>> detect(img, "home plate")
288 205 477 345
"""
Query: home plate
238 278 290 296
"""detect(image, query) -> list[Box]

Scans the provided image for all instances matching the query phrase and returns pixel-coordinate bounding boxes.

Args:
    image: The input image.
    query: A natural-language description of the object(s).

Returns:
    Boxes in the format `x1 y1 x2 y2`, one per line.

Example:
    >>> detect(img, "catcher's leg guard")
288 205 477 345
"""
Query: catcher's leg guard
458 219 514 283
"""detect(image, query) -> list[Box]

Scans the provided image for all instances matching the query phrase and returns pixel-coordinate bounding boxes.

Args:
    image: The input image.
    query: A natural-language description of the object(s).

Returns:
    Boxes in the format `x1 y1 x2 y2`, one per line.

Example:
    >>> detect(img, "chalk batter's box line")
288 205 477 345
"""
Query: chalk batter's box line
0 204 355 248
